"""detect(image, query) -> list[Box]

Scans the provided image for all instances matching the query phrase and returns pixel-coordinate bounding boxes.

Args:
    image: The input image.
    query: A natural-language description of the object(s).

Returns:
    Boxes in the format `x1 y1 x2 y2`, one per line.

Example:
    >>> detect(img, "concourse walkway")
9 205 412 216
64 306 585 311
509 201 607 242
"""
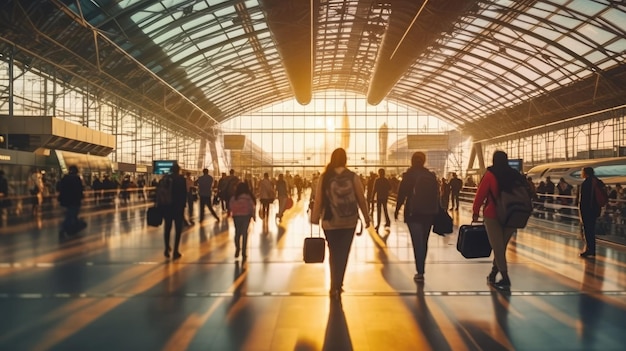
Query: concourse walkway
1 195 626 351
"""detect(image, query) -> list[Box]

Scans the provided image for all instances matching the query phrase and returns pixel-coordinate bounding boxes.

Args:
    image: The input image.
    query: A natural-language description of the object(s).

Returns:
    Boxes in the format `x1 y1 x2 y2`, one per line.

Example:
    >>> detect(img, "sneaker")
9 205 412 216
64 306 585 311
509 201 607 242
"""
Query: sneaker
493 278 511 290
172 252 182 260
413 273 424 282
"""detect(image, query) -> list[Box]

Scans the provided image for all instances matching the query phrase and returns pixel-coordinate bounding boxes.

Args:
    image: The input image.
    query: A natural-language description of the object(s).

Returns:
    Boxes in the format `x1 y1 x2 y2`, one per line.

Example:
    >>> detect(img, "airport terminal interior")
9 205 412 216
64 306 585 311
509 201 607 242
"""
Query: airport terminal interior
2 0 626 350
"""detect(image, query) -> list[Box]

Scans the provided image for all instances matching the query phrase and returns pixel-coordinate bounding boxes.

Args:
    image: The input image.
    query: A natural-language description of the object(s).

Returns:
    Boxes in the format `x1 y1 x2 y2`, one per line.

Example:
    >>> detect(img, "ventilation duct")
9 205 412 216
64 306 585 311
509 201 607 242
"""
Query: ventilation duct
260 0 314 105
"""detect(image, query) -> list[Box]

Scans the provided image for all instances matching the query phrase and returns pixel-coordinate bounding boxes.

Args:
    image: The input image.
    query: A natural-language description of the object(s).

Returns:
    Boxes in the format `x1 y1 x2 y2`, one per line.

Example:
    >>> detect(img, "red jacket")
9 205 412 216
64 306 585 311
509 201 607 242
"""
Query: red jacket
472 171 499 219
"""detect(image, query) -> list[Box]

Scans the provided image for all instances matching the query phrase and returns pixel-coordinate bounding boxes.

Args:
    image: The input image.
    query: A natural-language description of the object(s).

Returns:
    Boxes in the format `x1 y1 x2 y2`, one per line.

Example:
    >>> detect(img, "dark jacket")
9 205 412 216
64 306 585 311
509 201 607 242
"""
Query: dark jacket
373 177 391 202
170 174 188 210
58 173 84 207
395 166 437 224
579 176 604 217
449 177 463 194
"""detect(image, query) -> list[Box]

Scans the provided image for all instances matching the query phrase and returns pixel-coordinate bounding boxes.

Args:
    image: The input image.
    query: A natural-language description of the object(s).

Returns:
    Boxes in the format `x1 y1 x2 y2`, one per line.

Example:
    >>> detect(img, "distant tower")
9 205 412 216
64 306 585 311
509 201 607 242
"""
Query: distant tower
379 122 388 163
341 101 350 150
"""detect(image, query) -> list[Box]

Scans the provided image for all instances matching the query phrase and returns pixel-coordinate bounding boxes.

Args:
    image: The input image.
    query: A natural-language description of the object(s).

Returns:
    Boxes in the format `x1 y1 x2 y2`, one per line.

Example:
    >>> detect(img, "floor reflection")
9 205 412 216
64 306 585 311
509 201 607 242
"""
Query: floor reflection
579 259 605 349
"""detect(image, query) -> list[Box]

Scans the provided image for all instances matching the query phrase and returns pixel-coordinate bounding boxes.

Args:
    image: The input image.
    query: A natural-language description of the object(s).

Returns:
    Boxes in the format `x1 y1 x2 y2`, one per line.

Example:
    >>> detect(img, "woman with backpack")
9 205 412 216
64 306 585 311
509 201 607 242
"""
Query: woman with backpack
229 181 256 260
310 148 370 299
472 150 524 289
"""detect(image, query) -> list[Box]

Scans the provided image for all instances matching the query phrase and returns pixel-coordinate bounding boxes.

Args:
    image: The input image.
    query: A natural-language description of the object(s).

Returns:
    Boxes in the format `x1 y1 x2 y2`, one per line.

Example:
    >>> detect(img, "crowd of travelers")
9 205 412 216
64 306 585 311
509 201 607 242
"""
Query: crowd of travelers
0 148 616 300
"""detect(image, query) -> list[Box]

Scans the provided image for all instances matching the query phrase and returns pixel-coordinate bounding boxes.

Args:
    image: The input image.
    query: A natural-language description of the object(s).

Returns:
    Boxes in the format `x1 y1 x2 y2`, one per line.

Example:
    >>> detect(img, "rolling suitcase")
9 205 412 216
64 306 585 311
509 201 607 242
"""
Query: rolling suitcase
147 206 162 227
303 224 325 263
457 222 492 258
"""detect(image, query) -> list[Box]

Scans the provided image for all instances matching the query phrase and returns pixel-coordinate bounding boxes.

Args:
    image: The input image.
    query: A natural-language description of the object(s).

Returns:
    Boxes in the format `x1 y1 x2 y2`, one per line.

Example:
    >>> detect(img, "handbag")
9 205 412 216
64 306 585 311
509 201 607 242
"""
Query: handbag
147 206 163 227
432 206 453 235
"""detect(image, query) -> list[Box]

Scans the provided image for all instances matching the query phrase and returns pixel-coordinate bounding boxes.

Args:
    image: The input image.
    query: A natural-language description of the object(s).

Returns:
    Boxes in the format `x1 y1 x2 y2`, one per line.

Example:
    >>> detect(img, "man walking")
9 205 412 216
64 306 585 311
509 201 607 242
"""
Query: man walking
449 173 463 210
197 168 220 223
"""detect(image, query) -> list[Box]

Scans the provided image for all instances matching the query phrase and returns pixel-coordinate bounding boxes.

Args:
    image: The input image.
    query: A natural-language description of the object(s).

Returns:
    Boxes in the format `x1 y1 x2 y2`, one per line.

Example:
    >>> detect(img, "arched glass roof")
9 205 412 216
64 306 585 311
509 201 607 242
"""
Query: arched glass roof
1 0 625 141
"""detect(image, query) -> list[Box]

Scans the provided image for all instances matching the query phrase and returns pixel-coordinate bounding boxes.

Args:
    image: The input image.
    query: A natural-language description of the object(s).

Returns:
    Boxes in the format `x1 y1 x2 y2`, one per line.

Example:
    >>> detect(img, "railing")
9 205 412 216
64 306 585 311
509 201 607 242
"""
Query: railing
3 185 626 243
0 187 155 221
459 186 626 239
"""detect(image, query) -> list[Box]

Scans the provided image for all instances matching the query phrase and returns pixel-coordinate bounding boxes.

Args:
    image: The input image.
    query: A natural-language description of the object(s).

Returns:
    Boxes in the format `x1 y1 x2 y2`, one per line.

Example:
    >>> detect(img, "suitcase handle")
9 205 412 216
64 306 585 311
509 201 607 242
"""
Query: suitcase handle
310 223 323 238
355 218 363 236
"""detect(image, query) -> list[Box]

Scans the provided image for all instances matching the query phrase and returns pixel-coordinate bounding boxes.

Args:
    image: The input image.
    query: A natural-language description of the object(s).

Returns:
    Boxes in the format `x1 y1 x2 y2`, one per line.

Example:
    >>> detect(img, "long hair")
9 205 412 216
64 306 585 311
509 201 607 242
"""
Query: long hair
487 150 519 192
235 181 256 202
325 148 347 171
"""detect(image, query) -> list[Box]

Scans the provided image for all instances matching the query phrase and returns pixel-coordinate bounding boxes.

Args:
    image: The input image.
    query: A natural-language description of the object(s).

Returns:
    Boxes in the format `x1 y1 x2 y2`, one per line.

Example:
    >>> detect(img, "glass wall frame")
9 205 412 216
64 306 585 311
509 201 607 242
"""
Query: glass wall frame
0 60 203 174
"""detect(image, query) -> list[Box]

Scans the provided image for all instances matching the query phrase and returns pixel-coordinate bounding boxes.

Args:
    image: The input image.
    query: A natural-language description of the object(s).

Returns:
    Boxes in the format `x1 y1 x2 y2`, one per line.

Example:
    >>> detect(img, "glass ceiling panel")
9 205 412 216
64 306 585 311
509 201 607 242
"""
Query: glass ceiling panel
52 0 625 130
604 7 626 26
579 24 614 45
572 0 605 14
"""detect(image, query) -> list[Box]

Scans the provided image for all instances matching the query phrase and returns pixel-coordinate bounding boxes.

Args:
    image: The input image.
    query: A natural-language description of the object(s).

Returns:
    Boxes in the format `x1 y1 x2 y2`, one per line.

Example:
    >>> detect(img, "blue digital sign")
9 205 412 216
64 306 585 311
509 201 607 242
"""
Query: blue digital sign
508 158 523 173
152 160 177 175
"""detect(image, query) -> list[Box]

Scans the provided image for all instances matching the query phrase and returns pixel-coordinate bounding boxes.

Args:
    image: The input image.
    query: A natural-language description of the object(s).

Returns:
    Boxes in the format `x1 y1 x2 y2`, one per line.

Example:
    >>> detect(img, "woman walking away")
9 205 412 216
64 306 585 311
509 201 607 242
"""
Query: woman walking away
310 148 370 299
394 152 439 283
472 150 523 289
229 182 256 261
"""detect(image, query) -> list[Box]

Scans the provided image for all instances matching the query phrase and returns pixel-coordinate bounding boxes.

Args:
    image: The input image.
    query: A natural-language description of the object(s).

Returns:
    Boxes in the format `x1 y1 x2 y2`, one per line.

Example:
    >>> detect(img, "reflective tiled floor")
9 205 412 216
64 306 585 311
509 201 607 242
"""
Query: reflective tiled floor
2 196 626 350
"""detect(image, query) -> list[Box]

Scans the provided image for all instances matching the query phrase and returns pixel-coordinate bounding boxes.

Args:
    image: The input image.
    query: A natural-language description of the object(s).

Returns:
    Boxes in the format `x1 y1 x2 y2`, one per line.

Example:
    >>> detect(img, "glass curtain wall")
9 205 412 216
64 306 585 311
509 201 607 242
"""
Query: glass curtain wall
0 61 202 173
484 109 626 170
221 90 455 179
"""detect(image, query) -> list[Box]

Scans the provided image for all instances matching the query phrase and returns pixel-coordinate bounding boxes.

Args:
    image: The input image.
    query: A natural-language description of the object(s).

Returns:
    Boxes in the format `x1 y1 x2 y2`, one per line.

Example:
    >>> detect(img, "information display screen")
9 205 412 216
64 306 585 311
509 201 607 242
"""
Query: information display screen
508 159 523 173
152 160 177 175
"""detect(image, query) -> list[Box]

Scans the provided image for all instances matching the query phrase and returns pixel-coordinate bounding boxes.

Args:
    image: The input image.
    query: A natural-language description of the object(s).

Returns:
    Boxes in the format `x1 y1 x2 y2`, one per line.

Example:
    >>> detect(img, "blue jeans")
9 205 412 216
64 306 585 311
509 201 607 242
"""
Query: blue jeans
233 215 252 255
407 221 432 274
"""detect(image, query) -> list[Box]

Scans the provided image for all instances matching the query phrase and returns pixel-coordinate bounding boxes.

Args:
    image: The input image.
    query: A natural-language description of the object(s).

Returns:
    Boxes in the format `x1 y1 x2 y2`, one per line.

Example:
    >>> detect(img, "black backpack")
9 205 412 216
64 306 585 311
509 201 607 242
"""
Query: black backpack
409 169 440 216
156 175 173 206
491 175 533 228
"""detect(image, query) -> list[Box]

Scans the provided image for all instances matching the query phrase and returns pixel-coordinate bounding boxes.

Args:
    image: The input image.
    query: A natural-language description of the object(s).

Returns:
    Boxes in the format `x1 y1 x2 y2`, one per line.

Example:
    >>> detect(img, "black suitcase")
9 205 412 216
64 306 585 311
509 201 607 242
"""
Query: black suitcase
457 223 492 258
303 224 325 263
147 206 162 227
